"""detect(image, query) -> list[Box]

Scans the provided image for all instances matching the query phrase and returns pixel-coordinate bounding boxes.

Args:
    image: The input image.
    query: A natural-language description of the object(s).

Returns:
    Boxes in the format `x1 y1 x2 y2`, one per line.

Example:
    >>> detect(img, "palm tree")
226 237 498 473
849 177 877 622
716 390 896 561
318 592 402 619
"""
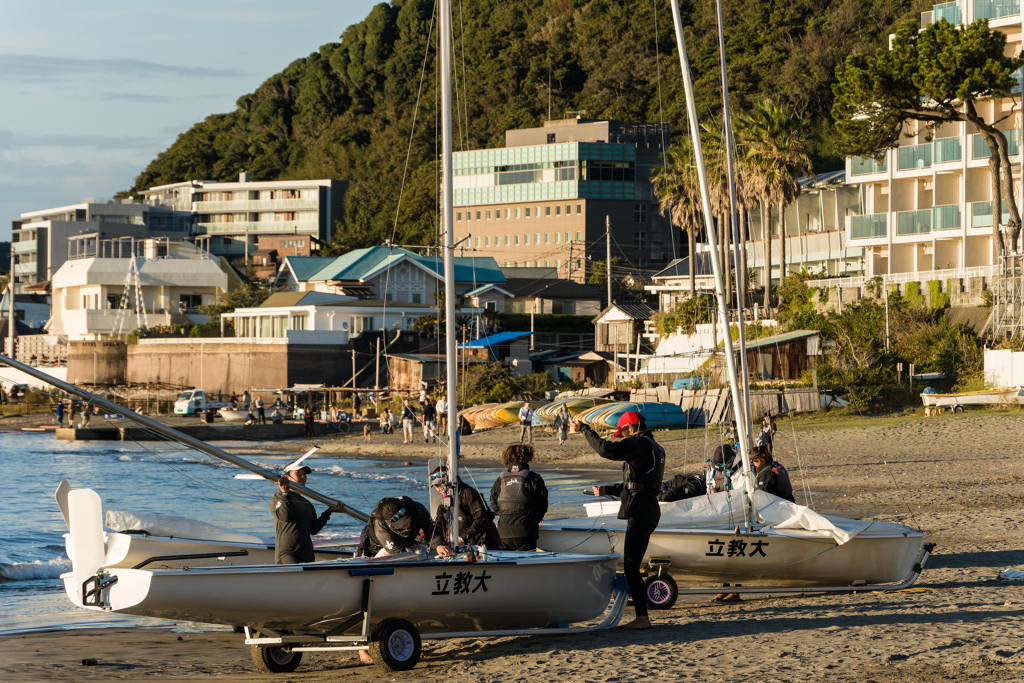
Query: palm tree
736 101 813 311
652 143 703 299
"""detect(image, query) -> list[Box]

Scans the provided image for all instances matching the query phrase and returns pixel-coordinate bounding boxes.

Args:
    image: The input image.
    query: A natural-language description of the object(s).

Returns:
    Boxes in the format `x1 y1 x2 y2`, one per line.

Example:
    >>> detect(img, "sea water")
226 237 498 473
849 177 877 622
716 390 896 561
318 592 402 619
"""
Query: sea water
0 432 599 634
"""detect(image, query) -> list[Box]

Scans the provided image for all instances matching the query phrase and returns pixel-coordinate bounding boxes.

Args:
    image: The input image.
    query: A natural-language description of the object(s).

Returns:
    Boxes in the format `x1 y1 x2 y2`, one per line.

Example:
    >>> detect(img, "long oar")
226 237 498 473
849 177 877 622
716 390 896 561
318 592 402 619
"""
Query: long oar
0 353 368 522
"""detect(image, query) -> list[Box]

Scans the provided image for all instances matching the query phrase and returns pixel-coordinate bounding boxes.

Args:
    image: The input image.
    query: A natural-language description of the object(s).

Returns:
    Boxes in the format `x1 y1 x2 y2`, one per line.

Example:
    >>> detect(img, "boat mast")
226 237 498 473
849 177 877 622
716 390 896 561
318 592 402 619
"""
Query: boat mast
667 0 756 503
440 0 460 548
0 353 369 522
715 0 753 451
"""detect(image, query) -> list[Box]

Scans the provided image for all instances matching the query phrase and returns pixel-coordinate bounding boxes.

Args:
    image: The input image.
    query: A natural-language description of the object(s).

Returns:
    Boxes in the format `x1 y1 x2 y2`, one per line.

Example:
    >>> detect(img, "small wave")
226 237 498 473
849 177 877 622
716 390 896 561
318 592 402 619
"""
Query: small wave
116 455 144 462
180 457 233 468
0 559 72 581
328 465 419 484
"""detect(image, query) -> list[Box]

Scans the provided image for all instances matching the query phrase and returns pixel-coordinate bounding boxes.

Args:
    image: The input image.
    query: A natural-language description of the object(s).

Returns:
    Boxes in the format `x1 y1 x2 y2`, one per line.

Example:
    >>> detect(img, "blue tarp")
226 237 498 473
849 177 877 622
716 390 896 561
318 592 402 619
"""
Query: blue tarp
458 331 533 348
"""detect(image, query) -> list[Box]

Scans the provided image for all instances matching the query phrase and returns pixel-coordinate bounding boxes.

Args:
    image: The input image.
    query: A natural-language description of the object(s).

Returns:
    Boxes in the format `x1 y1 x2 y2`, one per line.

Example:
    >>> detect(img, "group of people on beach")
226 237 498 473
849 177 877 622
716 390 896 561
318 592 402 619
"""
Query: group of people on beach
270 407 796 639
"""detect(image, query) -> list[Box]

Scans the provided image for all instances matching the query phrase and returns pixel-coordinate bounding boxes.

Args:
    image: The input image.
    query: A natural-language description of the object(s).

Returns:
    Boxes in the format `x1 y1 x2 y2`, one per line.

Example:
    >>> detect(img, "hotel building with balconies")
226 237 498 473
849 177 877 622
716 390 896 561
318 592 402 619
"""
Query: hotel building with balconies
842 0 1022 279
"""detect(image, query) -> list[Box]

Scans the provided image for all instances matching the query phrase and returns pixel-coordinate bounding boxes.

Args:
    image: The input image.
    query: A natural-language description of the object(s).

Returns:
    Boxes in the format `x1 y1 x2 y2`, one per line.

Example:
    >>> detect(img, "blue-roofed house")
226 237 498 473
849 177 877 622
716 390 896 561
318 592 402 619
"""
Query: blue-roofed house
273 246 506 306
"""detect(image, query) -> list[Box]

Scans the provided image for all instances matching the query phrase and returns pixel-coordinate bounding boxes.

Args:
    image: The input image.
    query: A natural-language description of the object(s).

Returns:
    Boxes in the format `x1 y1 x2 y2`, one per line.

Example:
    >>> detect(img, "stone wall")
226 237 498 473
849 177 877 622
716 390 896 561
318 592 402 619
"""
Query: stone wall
67 341 127 385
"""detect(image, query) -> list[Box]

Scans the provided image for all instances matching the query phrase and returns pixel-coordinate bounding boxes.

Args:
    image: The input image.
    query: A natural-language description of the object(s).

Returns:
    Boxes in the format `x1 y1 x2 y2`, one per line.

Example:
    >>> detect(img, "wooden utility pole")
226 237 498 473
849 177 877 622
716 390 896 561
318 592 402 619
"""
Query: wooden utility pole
606 216 612 306
375 338 381 390
351 349 356 392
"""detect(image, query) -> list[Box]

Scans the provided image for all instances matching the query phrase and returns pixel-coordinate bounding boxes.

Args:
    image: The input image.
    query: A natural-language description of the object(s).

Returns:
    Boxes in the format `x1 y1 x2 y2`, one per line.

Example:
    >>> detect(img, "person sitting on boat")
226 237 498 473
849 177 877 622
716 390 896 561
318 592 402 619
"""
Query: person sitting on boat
431 465 501 556
706 444 740 493
490 444 548 550
657 473 706 502
272 464 346 564
356 496 434 558
750 447 795 503
574 410 665 631
271 408 285 425
244 408 256 426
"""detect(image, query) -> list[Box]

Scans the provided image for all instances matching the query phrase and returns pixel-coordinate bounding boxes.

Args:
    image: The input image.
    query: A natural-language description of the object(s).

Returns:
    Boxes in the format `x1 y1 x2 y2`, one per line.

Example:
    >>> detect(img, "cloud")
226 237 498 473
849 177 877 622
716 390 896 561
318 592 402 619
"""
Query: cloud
0 54 242 82
98 91 173 104
0 129 158 151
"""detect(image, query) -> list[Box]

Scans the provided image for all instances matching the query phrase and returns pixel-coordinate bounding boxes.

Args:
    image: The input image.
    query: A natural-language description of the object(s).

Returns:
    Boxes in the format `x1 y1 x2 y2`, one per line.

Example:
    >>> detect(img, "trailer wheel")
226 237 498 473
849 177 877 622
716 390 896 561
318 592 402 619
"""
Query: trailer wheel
953 405 964 414
369 617 421 673
250 643 302 674
644 573 678 610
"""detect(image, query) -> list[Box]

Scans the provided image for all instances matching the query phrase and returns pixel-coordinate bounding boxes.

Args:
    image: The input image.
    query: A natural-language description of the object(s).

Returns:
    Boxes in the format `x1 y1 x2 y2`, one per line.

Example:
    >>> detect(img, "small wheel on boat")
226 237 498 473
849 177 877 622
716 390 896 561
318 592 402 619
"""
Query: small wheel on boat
644 573 678 610
369 617 421 673
953 405 964 414
251 642 303 674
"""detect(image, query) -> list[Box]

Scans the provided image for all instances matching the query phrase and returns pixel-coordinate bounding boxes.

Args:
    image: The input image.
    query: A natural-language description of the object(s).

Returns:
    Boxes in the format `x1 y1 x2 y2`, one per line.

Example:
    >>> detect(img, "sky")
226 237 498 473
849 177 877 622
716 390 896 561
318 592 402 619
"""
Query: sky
0 0 381 240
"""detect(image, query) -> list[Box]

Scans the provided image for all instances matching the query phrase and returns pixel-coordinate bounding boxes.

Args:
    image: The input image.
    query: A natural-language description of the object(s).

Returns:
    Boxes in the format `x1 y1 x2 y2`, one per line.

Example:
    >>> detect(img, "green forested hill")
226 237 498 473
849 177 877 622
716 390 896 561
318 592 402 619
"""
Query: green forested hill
126 0 926 252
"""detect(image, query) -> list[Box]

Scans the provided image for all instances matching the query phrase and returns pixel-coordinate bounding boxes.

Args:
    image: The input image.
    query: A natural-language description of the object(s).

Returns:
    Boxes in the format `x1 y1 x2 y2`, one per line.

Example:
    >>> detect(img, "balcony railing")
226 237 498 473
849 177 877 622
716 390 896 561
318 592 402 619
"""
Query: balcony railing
933 137 962 163
12 240 37 254
196 220 320 235
851 213 888 239
850 155 887 176
972 199 1011 227
897 144 932 170
972 129 1021 159
975 0 1019 19
932 204 961 230
897 209 932 235
933 1 962 22
194 198 319 212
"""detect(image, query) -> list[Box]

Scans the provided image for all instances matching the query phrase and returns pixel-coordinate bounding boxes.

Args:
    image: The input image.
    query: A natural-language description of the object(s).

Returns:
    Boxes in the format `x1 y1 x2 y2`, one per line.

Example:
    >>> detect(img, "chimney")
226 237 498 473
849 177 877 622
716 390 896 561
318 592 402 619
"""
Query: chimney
239 171 250 183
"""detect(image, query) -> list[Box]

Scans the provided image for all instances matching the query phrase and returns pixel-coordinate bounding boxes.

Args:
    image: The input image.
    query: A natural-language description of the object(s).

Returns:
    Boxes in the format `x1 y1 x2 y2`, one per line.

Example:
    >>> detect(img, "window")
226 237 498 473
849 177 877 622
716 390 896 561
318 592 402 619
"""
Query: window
474 237 480 248
555 232 561 244
179 294 202 310
526 234 532 245
505 235 510 245
575 231 581 241
556 259 562 269
486 300 497 312
634 231 648 249
545 233 550 244
545 206 551 216
576 204 582 214
506 209 511 219
412 293 422 304
526 208 531 217
634 204 648 224
457 211 462 221
565 232 571 243
566 204 571 215
516 208 521 218
467 211 472 221
476 211 481 220
351 316 374 334
515 235 521 245
486 236 491 247
385 293 393 301
545 260 551 268
552 301 576 315
535 206 540 218
486 210 491 220
547 133 556 144
290 314 307 330
535 233 540 244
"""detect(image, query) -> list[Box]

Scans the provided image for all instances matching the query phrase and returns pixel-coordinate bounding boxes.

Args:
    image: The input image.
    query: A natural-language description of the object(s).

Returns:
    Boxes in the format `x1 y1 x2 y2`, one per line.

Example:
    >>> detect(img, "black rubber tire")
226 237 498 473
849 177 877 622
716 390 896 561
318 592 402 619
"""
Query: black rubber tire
340 421 351 432
250 643 302 674
953 405 964 414
644 573 678 610
369 617 421 673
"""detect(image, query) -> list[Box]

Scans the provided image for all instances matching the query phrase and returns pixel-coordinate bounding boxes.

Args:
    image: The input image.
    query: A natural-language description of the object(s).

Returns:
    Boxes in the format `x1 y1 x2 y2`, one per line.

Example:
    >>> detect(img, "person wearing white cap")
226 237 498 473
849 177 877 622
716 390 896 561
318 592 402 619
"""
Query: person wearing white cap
572 410 666 630
272 463 345 564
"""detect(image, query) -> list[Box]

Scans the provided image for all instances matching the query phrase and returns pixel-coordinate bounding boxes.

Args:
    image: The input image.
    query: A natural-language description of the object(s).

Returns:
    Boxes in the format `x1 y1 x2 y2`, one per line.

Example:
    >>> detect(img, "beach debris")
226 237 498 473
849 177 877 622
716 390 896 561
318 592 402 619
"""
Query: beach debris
997 569 1024 581
81 658 98 666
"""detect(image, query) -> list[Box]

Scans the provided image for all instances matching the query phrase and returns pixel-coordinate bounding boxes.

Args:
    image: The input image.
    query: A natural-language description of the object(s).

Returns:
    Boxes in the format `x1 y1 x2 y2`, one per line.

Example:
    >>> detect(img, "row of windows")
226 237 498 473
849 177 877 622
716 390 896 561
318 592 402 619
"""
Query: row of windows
458 204 582 222
471 231 584 248
503 259 578 269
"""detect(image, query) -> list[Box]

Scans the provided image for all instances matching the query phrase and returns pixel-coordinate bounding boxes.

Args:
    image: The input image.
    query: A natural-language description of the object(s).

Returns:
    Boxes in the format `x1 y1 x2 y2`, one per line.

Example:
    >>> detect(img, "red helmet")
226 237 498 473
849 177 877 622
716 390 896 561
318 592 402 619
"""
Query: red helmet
613 410 641 438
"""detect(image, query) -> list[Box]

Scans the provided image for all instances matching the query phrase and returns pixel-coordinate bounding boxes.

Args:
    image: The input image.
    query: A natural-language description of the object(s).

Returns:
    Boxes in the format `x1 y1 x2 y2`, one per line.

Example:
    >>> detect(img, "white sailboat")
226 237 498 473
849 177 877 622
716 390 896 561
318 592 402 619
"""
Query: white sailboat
9 1 626 674
538 0 932 607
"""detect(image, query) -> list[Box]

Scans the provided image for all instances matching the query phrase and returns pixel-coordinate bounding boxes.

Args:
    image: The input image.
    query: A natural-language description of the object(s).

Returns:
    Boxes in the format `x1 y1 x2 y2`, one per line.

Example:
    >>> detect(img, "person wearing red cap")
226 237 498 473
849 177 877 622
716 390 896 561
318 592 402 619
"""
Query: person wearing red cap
572 410 666 630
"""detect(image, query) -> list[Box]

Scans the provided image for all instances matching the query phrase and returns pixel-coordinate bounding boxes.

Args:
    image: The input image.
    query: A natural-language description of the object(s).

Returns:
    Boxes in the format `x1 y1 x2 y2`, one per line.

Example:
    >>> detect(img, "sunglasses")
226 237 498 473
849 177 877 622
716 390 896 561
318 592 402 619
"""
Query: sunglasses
388 507 407 524
430 472 448 484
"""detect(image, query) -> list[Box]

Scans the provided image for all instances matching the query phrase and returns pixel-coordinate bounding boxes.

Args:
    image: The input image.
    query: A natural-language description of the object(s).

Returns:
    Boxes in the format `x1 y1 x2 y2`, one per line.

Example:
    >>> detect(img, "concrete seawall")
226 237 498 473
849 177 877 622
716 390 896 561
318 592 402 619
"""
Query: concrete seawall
56 423 307 441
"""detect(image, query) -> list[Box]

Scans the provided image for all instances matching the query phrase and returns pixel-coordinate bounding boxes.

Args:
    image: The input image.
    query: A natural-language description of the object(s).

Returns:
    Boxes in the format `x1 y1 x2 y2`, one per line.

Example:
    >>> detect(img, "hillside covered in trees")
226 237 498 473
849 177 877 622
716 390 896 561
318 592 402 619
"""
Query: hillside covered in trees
125 0 928 253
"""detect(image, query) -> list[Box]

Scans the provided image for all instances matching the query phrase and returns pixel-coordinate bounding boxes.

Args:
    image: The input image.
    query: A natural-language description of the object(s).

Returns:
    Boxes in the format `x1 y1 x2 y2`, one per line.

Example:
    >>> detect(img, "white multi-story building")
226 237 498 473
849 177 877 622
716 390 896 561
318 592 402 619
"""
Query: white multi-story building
140 173 345 259
49 238 228 341
842 2 1022 277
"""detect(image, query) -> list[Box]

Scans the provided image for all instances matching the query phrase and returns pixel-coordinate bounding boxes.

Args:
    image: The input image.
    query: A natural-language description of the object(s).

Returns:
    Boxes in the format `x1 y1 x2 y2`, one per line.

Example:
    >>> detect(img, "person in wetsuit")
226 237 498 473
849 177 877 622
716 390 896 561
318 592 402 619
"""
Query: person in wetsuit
271 464 346 564
355 496 434 558
751 447 795 503
573 410 666 630
430 465 501 556
489 443 549 550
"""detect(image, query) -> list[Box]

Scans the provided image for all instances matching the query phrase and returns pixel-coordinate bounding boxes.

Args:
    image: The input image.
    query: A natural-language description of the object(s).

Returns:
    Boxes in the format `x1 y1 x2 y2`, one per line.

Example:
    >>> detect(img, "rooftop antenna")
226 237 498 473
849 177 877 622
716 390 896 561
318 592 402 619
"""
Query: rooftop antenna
114 254 149 337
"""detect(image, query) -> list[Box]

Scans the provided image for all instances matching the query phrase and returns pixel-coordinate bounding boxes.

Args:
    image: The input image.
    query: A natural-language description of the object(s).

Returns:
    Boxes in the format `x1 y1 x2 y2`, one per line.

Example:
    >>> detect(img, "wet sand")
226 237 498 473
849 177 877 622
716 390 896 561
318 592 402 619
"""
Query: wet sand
7 410 1024 682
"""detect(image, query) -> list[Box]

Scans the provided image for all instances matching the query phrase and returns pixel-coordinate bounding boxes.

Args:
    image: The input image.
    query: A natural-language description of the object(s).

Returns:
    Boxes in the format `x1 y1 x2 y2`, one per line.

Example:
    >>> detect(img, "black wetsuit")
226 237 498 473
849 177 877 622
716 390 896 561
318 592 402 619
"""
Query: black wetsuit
490 464 549 550
754 460 796 503
271 491 333 564
356 497 434 557
580 424 666 618
432 484 502 550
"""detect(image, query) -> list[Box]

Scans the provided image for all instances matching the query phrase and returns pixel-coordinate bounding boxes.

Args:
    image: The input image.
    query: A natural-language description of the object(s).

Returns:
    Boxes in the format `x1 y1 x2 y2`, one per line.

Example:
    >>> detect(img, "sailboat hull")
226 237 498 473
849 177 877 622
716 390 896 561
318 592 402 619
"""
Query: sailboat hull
63 551 619 633
538 521 924 587
98 532 352 569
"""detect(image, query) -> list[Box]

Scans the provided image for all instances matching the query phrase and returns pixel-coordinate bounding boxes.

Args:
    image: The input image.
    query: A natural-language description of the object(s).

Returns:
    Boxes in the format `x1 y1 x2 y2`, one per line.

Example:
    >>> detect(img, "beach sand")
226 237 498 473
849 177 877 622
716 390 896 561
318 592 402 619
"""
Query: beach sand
6 410 1024 682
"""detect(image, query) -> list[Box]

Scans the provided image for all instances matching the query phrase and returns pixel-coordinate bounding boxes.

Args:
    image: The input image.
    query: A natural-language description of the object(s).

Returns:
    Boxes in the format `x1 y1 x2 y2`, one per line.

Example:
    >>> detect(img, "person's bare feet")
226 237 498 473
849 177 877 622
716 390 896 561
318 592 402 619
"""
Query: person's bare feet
618 616 652 630
358 649 373 664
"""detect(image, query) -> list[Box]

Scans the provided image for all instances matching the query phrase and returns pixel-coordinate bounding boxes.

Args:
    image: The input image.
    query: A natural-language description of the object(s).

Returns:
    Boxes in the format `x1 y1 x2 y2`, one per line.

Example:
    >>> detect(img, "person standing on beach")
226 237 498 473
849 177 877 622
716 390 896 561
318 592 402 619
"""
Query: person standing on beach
574 410 665 630
436 394 447 434
490 444 548 550
401 399 417 444
55 401 65 428
422 398 437 443
242 390 251 410
518 403 534 444
553 404 571 445
272 464 345 564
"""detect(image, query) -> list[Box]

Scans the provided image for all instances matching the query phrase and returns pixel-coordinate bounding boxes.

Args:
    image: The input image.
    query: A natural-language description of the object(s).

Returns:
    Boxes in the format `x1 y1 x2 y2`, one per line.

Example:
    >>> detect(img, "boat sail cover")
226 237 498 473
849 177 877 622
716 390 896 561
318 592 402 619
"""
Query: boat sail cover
105 510 265 544
584 491 900 545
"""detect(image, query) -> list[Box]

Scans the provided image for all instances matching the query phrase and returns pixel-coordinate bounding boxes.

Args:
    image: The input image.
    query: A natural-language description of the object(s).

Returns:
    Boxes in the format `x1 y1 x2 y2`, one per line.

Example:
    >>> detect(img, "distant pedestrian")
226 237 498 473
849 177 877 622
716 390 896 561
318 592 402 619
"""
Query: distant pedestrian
256 396 266 425
353 392 362 416
419 386 427 406
303 409 314 435
229 393 238 409
55 401 65 428
272 408 285 425
401 399 416 444
518 403 534 444
245 409 256 426
436 394 447 434
422 398 437 443
553 404 571 445
80 405 96 429
242 391 251 410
